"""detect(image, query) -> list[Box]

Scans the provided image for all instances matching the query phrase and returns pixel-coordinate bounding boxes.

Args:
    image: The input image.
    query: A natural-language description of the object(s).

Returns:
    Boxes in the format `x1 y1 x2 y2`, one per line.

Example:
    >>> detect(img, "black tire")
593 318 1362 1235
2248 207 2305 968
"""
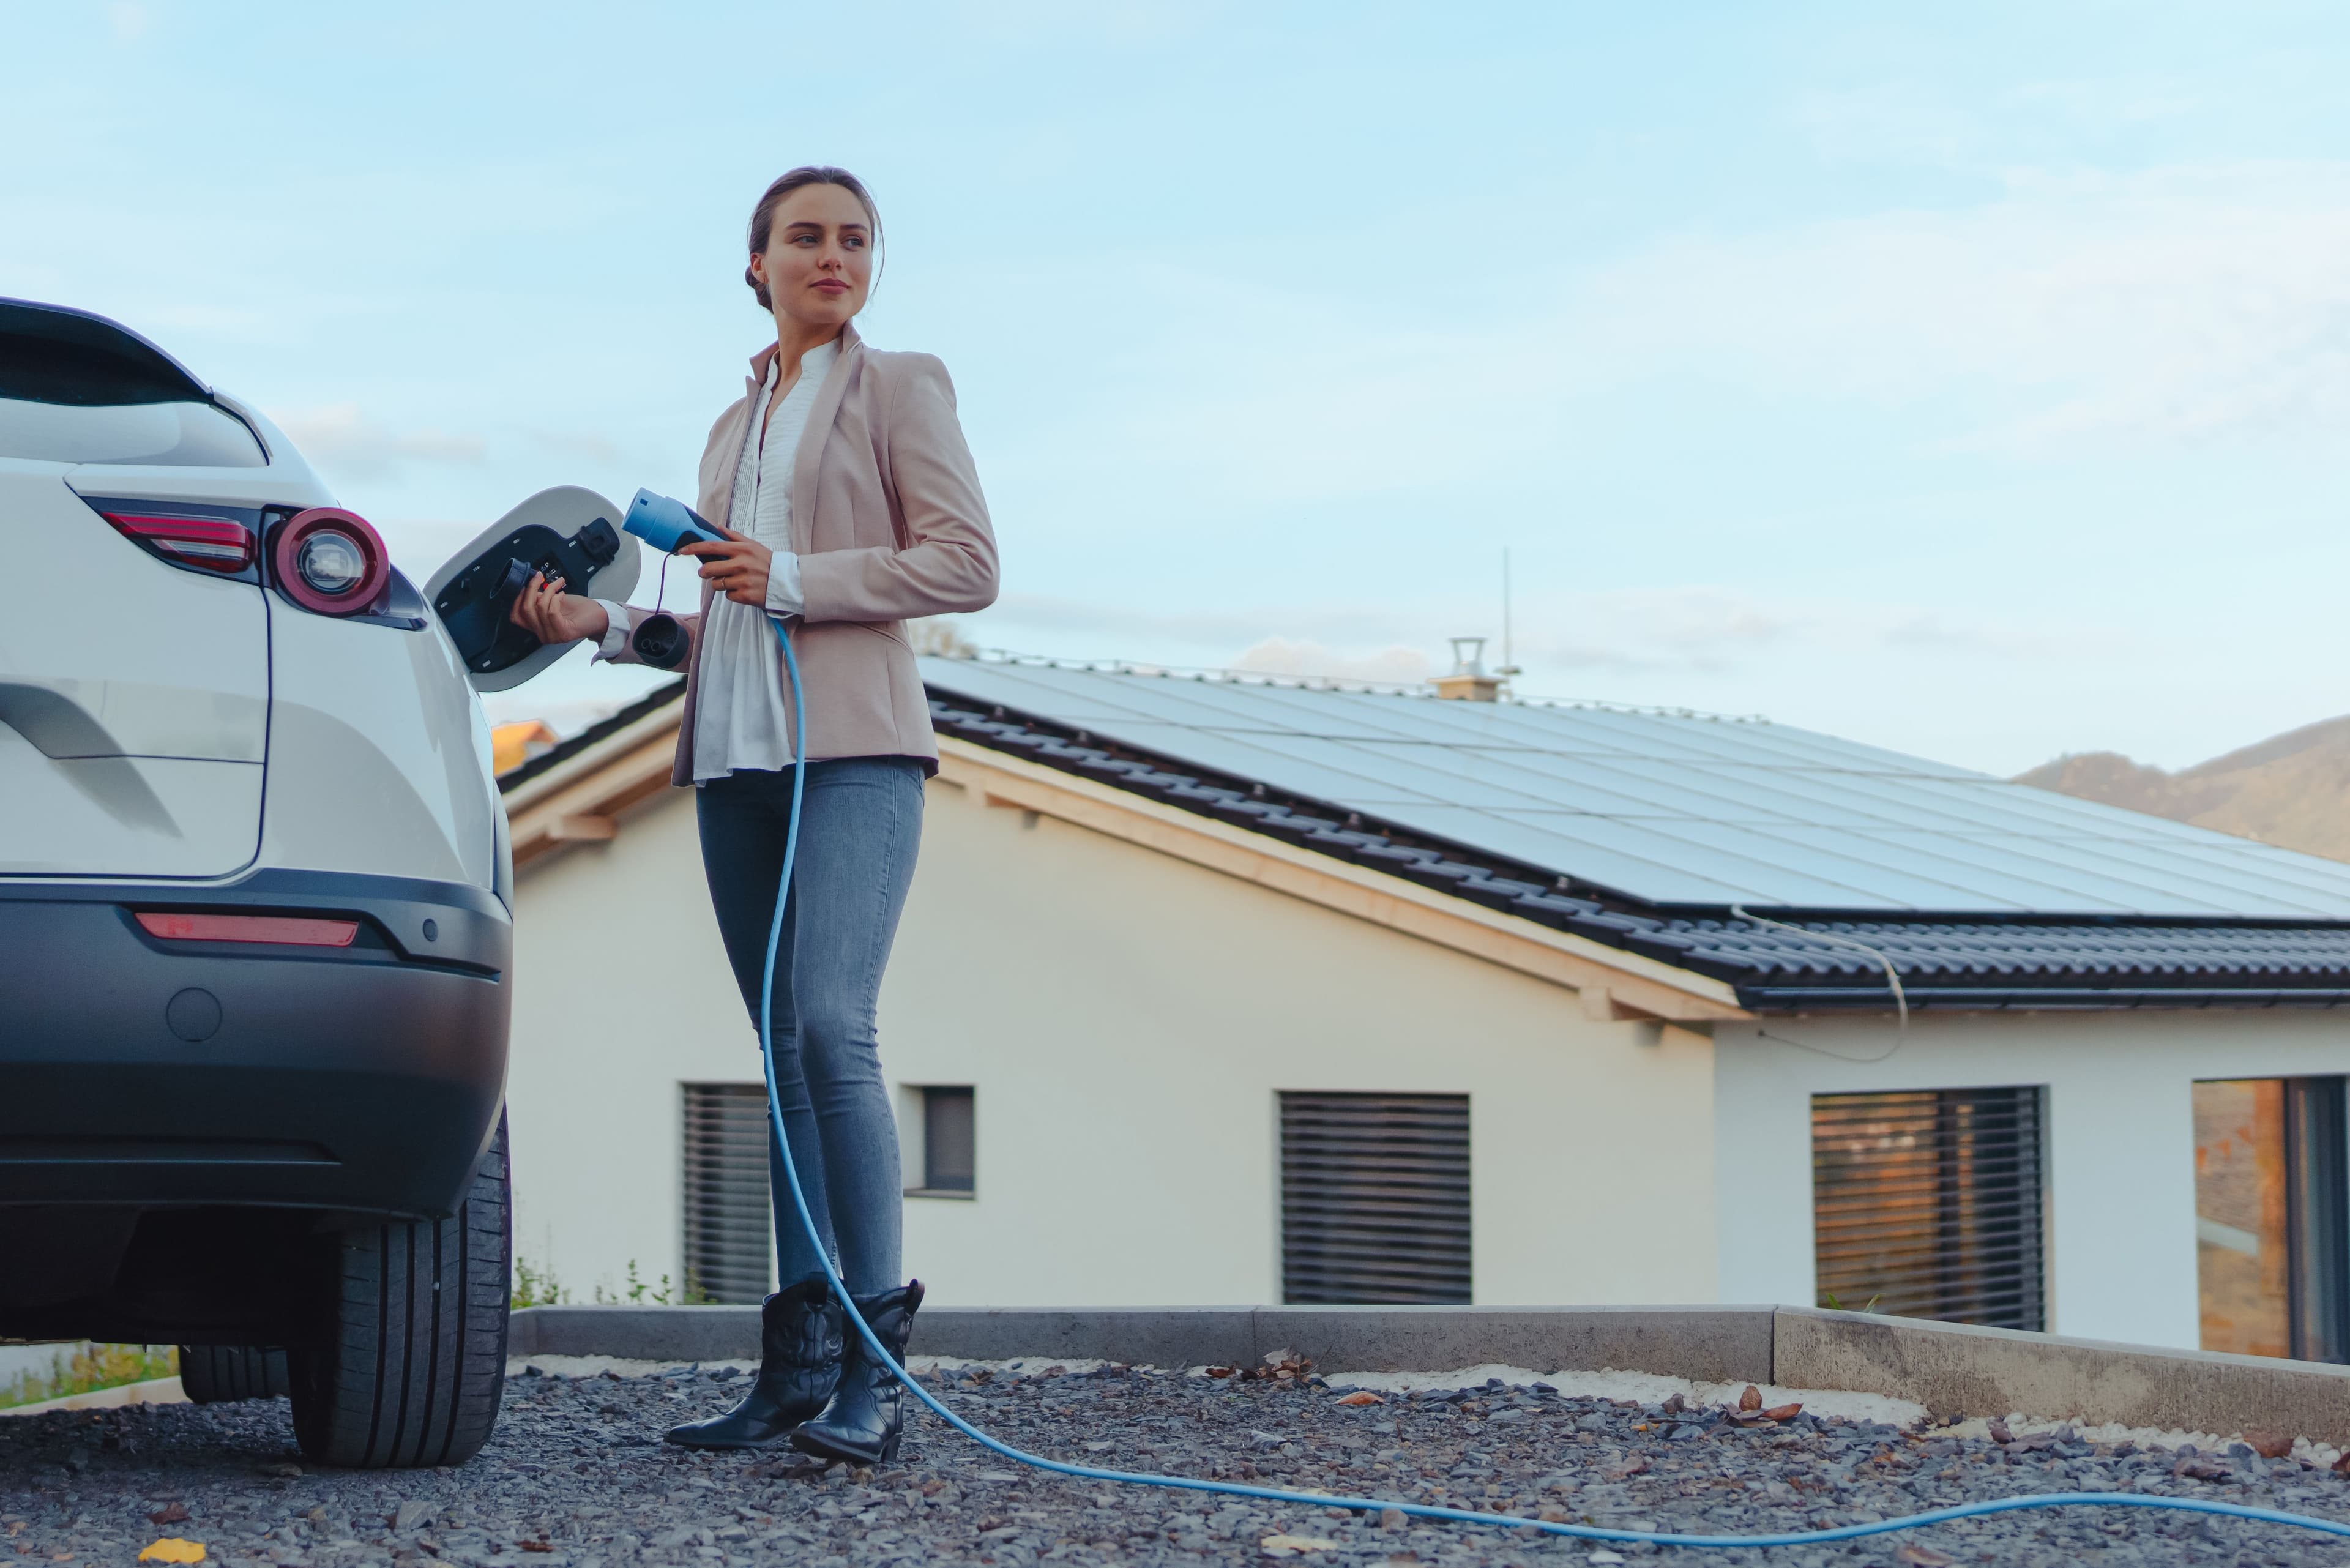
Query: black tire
288 1113 511 1468
178 1345 289 1403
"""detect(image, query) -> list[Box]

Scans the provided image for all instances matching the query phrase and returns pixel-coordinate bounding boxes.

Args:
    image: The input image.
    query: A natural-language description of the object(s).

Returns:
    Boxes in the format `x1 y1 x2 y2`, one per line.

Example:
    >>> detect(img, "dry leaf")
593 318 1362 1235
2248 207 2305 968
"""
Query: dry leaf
1762 1403 1803 1422
1260 1535 1340 1555
1335 1391 1384 1406
1738 1385 1762 1412
1206 1367 1237 1379
1985 1419 2013 1445
1894 1546 1954 1566
1660 1392 1686 1415
146 1506 189 1528
137 1544 204 1565
2242 1428 2294 1460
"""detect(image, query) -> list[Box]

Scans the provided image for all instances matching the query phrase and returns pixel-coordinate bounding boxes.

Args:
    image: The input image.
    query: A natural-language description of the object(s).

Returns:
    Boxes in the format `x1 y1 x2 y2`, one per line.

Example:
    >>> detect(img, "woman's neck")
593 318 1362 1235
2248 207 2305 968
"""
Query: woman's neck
770 317 846 386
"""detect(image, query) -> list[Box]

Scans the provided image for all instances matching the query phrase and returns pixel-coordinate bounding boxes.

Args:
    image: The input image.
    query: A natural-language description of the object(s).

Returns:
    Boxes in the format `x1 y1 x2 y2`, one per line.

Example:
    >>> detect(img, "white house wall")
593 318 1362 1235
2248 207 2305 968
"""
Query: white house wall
506 793 763 1305
1711 1012 2350 1351
506 772 1723 1309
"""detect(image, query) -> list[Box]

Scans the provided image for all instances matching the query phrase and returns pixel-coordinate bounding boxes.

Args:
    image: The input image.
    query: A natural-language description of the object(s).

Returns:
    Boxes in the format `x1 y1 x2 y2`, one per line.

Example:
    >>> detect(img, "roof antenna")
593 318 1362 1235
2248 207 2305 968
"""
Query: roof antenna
1495 547 1523 696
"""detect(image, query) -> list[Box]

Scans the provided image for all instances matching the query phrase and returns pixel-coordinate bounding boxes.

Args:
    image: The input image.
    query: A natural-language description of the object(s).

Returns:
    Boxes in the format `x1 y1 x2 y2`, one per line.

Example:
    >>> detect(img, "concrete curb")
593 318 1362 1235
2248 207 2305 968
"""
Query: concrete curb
510 1305 1775 1384
1775 1307 2350 1445
513 1303 2350 1443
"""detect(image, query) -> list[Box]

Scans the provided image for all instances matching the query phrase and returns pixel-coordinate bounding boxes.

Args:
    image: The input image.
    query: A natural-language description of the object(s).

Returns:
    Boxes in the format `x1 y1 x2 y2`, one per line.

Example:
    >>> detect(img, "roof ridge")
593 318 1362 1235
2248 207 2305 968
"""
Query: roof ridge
931 648 1770 723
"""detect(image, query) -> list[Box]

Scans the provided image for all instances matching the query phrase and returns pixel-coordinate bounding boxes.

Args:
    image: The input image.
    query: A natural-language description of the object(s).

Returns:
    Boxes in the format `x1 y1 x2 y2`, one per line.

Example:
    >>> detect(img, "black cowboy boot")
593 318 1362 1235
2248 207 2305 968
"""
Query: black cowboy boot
789 1280 923 1465
665 1275 843 1449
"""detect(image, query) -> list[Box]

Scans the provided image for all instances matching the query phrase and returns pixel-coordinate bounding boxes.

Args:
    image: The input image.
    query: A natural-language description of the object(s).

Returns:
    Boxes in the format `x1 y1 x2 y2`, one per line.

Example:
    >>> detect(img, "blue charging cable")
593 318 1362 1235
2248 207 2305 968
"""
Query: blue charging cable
751 614 2350 1551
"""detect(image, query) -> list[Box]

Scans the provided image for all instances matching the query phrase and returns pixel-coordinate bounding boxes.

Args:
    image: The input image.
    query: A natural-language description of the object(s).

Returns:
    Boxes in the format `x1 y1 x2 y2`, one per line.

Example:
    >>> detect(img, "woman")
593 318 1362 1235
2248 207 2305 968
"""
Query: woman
510 166 998 1464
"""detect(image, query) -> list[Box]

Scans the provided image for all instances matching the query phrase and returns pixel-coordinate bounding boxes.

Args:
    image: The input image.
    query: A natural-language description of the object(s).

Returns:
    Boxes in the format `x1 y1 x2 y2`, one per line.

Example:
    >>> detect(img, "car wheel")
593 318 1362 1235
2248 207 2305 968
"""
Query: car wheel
177 1345 289 1403
289 1112 511 1468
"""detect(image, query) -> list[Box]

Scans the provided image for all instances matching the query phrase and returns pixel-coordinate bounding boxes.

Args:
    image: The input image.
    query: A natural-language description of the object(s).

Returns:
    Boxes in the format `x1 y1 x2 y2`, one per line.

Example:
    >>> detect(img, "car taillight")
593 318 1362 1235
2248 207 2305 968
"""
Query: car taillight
273 507 389 615
102 510 257 574
135 911 359 947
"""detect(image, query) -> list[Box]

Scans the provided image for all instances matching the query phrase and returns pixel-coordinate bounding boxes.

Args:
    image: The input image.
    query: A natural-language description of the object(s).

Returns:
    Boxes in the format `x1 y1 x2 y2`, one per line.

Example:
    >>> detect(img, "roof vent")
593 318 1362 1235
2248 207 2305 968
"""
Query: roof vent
1430 636 1501 702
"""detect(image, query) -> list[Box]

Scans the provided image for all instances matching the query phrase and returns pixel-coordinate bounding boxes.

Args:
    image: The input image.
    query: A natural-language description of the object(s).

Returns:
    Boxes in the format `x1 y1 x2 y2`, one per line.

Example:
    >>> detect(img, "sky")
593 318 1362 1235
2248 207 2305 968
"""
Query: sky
8 1 2350 774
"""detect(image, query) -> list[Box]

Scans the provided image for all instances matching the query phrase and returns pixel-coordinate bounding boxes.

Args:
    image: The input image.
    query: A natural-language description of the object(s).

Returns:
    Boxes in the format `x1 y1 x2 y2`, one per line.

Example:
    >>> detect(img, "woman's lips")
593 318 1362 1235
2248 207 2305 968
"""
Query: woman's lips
813 280 848 294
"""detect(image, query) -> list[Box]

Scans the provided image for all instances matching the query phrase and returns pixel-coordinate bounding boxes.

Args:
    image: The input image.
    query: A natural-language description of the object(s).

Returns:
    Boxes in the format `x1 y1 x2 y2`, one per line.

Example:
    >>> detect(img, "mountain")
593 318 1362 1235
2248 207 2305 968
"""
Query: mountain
2017 715 2350 864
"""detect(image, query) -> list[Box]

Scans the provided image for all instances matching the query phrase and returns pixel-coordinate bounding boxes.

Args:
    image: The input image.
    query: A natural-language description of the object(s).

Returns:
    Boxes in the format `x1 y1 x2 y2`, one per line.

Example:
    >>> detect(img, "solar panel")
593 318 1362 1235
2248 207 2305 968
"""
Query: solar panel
922 659 2350 919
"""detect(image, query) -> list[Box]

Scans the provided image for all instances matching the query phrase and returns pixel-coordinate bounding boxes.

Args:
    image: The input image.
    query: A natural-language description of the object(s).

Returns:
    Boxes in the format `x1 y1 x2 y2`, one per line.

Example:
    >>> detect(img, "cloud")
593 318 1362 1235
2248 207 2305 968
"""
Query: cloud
277 404 486 477
106 4 149 43
974 583 2115 692
1227 637 1433 686
1576 161 2350 449
1001 156 2350 523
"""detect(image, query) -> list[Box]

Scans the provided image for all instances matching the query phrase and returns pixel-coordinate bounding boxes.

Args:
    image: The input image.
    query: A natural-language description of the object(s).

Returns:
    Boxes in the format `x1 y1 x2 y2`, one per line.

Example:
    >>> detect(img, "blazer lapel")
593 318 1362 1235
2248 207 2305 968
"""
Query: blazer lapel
790 322 862 556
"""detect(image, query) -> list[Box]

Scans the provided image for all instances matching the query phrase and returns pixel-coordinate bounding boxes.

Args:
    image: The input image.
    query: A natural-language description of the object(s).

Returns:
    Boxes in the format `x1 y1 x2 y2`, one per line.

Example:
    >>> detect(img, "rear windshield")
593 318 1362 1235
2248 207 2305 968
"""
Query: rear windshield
0 395 266 467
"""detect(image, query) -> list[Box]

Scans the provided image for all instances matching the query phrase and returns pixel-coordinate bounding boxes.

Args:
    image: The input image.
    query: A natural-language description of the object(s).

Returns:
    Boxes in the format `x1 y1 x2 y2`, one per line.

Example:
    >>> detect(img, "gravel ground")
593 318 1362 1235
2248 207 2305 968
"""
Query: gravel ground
5 1359 2349 1568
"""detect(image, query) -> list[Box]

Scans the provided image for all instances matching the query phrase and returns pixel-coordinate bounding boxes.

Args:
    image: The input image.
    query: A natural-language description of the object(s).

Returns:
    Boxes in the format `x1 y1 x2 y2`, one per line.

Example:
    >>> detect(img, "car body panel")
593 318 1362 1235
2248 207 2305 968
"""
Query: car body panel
0 459 269 876
261 599 501 889
0 868 510 1220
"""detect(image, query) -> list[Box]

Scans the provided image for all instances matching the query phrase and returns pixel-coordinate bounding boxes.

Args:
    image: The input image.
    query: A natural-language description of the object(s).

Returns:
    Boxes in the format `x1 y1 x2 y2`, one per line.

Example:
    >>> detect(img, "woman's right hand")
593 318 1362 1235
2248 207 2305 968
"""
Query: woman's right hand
509 571 610 646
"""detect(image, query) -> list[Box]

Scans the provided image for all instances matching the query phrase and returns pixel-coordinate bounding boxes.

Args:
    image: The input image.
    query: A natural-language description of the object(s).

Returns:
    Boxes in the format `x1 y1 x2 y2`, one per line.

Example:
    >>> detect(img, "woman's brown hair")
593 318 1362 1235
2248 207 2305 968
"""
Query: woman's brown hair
746 166 884 310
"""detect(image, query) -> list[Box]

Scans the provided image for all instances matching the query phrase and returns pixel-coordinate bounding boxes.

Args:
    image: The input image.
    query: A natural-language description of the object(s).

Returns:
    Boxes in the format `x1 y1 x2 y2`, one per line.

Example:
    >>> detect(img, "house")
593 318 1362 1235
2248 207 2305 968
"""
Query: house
498 657 2350 1359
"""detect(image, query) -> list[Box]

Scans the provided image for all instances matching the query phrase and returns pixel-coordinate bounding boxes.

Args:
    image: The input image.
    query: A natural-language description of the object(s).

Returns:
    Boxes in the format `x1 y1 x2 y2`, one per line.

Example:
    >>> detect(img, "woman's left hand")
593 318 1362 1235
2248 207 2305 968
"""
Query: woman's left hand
682 523 772 607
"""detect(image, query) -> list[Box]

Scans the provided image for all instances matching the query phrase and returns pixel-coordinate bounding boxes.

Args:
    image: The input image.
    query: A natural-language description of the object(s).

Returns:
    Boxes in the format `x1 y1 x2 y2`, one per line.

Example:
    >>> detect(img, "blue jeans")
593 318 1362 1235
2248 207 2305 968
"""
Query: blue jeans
697 758 924 1298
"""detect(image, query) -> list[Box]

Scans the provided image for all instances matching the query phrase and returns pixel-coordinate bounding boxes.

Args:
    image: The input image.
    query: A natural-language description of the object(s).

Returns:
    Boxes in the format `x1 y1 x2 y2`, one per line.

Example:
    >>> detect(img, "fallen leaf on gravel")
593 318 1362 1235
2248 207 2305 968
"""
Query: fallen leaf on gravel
1762 1403 1803 1421
517 1544 553 1554
147 1506 188 1528
1336 1392 1384 1407
1660 1392 1685 1415
1260 1535 1338 1555
2174 1457 2231 1481
1206 1367 1237 1378
1738 1385 1761 1412
1986 1419 2013 1444
2243 1428 2294 1459
2335 1452 2350 1476
1895 1546 1954 1566
1535 1505 1571 1523
136 1544 203 1565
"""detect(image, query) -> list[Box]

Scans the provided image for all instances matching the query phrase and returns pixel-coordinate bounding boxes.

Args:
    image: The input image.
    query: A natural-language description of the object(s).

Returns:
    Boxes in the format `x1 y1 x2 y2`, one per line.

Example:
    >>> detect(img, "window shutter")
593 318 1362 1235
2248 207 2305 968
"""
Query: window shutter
922 1086 976 1193
681 1083 772 1305
1280 1092 1471 1305
1812 1087 2045 1331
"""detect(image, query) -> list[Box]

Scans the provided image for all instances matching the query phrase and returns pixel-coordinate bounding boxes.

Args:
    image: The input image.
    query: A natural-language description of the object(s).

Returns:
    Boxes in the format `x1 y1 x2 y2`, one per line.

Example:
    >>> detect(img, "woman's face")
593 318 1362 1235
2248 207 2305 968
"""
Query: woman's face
750 183 875 332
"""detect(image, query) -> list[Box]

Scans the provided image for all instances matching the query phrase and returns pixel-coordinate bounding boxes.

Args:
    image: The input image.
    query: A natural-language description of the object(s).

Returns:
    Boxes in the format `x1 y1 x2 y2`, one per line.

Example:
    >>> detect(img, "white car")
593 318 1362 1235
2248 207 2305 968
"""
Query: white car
0 297 516 1466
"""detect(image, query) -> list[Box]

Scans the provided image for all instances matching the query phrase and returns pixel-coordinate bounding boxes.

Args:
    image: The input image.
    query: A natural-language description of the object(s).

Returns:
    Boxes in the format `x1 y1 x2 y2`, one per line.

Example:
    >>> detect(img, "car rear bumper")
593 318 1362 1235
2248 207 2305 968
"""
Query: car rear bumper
0 868 509 1219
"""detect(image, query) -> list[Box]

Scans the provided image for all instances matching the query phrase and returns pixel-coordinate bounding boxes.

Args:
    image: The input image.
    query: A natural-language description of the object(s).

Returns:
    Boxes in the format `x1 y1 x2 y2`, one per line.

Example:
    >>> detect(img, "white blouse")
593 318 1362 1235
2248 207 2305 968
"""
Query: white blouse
597 338 834 781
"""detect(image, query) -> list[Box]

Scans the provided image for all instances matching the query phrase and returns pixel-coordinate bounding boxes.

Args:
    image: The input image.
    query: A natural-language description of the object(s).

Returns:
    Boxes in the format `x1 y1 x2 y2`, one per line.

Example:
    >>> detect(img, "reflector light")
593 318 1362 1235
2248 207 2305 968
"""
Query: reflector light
102 512 256 573
135 911 359 947
273 507 389 614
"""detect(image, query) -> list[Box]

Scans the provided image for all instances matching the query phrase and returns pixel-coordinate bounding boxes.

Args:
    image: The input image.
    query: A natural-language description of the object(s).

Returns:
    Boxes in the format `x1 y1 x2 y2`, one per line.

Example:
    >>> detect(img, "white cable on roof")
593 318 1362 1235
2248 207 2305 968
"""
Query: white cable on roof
1733 903 1908 1064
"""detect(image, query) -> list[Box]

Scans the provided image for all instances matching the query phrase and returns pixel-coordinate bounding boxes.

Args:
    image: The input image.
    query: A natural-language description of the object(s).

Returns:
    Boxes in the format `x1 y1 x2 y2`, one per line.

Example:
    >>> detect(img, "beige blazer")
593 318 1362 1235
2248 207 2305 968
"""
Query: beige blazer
608 322 999 782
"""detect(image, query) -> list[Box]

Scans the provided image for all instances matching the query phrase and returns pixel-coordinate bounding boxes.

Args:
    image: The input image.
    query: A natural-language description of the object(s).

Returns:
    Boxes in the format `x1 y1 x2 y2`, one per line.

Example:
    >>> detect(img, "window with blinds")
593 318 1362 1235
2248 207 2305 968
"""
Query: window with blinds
681 1083 772 1305
1280 1092 1471 1305
1812 1088 2045 1331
